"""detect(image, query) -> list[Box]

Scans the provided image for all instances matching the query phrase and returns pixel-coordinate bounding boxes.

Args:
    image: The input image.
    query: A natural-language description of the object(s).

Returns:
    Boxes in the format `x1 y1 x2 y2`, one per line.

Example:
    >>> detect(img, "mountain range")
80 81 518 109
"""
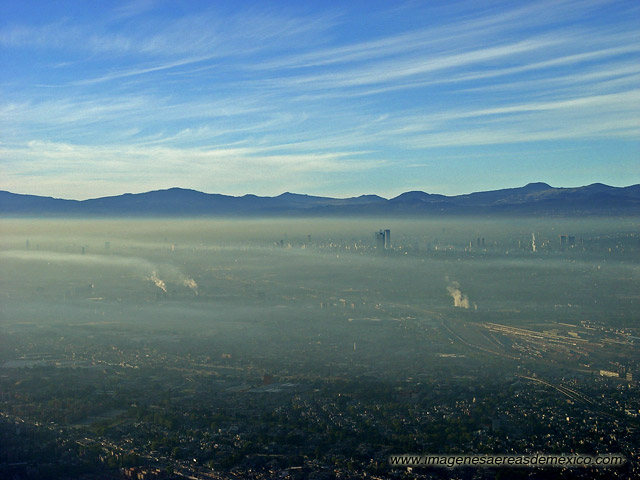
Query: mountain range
1 183 639 217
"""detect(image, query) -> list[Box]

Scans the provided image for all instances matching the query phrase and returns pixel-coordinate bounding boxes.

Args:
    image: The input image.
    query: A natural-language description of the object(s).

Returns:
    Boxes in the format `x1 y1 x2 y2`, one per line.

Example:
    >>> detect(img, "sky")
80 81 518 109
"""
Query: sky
1 0 639 200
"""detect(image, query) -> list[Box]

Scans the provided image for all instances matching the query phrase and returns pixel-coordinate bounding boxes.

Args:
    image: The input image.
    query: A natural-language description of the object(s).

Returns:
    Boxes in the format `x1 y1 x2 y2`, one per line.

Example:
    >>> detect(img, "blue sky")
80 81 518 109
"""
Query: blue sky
1 0 639 199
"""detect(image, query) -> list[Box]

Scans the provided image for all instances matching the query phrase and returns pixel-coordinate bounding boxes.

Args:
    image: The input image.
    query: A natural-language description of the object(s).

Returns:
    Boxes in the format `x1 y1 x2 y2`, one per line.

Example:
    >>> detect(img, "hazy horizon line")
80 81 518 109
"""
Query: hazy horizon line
3 181 639 202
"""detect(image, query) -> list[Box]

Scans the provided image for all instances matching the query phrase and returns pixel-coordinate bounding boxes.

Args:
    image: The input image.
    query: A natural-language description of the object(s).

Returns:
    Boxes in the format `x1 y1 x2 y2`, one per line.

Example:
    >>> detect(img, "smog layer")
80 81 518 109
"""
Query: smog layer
1 218 638 479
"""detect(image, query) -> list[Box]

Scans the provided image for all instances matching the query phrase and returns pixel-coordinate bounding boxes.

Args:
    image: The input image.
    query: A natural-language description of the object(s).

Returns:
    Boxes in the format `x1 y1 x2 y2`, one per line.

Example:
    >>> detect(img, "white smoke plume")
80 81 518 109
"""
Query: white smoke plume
531 233 537 252
1 250 197 294
148 271 167 293
446 280 470 309
182 277 199 295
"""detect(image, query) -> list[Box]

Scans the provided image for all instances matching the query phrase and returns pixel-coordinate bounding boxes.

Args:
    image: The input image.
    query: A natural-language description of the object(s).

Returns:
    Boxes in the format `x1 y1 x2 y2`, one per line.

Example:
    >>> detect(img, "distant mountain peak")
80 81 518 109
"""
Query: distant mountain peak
164 187 199 193
355 194 386 200
1 183 638 216
523 182 552 190
582 183 614 192
390 191 447 203
277 192 314 199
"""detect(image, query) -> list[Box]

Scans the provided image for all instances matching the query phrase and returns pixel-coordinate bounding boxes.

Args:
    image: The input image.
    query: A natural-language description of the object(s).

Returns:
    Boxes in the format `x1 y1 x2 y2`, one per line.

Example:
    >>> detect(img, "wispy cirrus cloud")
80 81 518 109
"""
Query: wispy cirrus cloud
1 0 638 197
1 139 380 186
388 89 640 148
254 0 613 72
110 0 158 20
0 6 337 57
0 141 381 199
268 36 565 90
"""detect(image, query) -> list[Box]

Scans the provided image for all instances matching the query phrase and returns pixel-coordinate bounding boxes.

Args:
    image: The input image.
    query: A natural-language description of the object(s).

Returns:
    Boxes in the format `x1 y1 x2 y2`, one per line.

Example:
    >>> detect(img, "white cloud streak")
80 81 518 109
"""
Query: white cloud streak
1 0 639 196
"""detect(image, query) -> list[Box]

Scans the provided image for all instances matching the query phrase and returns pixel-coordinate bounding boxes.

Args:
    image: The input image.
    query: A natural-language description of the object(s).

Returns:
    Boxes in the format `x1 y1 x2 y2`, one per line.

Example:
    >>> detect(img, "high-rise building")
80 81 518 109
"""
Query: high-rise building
560 235 567 247
375 229 392 251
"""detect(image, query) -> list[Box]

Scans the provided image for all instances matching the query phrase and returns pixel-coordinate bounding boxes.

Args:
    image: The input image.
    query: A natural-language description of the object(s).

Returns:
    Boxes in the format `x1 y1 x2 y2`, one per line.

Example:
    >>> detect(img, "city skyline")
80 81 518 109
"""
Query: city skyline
2 0 639 200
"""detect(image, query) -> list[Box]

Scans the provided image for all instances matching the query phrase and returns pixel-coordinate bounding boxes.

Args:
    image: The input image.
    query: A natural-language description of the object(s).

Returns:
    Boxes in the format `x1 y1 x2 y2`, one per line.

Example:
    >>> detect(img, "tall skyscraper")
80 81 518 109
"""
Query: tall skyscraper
376 230 385 251
384 229 391 249
560 235 567 247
